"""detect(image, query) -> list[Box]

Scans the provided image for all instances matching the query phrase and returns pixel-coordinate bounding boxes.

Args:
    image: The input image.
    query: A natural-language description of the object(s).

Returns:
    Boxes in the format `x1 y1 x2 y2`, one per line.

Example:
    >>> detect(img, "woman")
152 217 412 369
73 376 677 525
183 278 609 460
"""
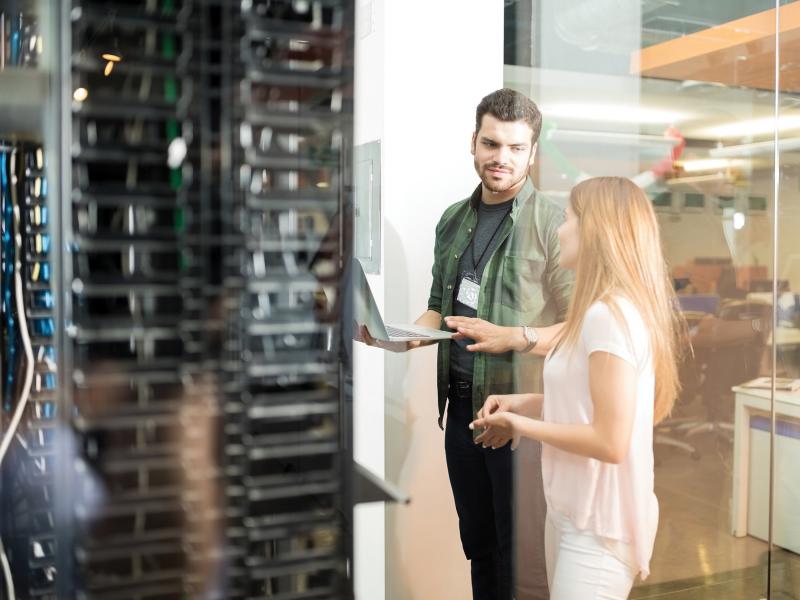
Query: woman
468 176 683 599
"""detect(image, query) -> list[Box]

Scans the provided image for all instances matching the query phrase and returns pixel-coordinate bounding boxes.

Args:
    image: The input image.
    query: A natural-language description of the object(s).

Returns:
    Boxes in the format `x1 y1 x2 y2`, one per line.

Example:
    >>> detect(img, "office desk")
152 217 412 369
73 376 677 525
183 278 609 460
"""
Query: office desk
731 386 800 552
774 326 800 347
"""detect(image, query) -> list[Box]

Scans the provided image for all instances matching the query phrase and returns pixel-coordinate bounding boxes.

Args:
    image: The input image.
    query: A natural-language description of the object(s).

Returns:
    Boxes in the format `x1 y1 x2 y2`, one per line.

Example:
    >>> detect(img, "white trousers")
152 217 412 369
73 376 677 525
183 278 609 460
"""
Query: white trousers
544 511 636 600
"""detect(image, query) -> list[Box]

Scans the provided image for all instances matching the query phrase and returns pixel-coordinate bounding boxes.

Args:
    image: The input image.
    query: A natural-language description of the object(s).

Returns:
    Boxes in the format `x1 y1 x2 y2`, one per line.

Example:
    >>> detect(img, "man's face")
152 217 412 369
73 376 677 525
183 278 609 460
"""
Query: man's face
471 114 537 195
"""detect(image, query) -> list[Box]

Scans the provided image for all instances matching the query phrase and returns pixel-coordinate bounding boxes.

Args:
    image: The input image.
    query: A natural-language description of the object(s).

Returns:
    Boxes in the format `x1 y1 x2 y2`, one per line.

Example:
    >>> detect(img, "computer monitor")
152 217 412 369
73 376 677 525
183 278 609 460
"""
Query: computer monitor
677 294 720 315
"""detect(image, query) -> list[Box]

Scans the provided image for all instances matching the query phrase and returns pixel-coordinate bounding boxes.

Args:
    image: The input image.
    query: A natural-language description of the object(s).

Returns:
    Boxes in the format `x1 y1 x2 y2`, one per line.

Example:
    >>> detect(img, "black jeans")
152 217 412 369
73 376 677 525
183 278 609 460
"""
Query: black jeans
445 379 513 600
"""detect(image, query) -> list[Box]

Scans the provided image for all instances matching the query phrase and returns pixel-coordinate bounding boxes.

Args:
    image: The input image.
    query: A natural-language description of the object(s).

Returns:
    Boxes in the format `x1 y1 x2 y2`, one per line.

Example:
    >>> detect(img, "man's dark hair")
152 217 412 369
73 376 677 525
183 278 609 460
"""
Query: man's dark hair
475 88 542 144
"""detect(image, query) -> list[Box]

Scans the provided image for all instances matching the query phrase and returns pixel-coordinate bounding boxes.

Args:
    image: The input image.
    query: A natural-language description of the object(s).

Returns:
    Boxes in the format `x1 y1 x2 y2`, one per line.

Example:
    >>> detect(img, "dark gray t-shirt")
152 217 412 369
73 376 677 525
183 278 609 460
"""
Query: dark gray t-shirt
450 197 514 380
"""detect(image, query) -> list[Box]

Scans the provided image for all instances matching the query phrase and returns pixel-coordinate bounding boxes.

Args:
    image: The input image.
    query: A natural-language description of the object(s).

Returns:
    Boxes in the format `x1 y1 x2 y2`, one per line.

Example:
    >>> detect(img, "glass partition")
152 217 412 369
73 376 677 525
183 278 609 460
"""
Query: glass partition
352 2 800 599
506 1 787 598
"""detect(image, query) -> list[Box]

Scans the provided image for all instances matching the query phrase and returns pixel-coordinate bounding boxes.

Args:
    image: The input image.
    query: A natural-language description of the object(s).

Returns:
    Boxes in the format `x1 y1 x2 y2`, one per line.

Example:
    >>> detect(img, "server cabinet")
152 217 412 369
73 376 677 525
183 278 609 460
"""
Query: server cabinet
0 1 355 598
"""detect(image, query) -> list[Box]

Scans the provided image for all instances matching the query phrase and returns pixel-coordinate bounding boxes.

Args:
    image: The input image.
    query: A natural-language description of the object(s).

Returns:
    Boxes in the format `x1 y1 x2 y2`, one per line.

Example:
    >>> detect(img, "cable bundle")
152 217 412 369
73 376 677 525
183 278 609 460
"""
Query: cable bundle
1 141 55 598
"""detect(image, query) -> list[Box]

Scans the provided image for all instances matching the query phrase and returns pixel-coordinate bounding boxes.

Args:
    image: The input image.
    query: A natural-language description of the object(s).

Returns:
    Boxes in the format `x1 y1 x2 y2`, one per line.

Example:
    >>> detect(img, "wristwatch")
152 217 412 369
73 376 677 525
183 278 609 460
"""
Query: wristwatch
520 326 539 352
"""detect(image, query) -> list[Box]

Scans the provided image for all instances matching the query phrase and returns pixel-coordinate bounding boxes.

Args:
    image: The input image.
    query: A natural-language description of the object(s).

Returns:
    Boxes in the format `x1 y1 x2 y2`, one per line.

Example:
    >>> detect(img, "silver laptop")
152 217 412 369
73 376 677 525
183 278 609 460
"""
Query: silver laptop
352 259 454 342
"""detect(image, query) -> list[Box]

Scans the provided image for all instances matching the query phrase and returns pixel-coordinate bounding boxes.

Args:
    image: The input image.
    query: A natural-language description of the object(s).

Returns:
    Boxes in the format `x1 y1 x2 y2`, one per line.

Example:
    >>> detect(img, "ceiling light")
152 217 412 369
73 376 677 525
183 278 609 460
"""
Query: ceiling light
546 129 681 146
544 129 681 157
698 115 800 139
102 53 121 77
540 103 686 125
73 87 88 102
677 158 748 172
709 137 800 157
664 172 731 186
679 80 726 90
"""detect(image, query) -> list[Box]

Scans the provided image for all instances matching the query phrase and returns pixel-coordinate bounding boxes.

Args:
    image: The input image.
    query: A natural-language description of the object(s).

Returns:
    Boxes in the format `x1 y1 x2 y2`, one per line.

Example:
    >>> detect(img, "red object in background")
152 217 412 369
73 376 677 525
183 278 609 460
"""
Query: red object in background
652 127 686 178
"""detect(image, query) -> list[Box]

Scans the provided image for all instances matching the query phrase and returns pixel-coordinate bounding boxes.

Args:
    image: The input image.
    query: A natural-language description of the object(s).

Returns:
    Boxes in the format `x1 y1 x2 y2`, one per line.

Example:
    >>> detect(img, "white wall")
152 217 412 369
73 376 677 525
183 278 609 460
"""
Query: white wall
352 1 504 599
381 2 504 600
353 0 386 597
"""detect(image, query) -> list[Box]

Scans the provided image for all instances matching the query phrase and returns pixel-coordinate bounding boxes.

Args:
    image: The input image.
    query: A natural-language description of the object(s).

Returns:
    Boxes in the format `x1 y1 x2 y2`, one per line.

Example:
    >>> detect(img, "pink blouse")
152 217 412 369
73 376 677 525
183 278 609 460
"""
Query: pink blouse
541 298 658 579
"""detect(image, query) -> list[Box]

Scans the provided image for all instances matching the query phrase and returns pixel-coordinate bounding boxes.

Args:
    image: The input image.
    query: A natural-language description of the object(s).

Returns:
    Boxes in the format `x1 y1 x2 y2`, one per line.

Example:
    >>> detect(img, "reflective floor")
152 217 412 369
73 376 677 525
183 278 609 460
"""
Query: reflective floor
633 395 800 599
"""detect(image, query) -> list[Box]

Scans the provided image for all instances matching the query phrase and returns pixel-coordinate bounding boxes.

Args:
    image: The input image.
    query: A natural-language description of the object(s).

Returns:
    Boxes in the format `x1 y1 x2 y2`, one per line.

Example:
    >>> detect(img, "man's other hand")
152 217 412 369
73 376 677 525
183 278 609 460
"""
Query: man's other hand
444 317 525 353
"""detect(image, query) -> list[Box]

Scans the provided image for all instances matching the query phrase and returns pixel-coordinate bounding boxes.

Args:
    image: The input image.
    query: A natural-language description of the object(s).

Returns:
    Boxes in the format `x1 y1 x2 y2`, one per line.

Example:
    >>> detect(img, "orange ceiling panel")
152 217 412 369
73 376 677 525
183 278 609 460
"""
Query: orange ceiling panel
633 2 800 92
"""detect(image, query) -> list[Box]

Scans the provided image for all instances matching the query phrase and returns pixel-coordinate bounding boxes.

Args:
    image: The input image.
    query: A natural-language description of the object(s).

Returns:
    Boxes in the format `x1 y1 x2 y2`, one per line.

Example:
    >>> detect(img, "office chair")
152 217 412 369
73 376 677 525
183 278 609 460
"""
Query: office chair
654 339 702 459
681 301 773 443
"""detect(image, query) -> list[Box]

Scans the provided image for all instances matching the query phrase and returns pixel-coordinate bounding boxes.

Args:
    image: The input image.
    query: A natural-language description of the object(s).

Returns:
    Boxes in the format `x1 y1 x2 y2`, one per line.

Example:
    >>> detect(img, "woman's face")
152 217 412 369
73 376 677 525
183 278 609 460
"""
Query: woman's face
557 204 580 270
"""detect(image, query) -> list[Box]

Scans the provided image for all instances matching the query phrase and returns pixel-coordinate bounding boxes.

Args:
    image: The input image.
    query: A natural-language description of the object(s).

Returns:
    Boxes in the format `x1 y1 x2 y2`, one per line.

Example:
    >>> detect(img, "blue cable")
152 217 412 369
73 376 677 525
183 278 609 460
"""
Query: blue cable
42 401 54 419
32 291 53 310
9 14 20 66
42 372 55 391
32 318 53 338
1 149 18 411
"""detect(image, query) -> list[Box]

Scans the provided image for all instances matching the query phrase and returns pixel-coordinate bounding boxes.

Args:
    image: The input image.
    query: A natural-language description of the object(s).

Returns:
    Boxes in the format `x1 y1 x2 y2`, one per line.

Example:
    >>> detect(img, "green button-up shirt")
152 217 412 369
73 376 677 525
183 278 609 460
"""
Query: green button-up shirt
428 177 574 428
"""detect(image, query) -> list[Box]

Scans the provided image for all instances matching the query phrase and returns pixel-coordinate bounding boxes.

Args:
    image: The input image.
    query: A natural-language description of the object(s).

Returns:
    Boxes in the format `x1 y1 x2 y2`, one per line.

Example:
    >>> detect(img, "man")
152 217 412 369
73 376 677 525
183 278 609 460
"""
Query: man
359 88 572 599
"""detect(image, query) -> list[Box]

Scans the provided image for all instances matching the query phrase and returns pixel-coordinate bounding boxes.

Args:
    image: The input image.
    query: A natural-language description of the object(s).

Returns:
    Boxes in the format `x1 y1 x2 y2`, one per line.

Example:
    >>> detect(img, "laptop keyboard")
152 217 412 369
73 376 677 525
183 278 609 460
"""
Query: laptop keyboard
386 326 430 339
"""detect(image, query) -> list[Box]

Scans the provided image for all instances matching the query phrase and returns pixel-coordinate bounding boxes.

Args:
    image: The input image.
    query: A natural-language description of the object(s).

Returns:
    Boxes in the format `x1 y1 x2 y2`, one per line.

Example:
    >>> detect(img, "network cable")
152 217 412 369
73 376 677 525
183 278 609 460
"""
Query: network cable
0 148 33 600
1 147 18 411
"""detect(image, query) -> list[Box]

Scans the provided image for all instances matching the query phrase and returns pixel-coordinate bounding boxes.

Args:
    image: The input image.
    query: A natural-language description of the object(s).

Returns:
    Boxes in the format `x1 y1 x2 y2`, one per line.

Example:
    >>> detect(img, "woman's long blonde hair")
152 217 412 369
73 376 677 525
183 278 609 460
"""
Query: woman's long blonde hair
553 177 684 424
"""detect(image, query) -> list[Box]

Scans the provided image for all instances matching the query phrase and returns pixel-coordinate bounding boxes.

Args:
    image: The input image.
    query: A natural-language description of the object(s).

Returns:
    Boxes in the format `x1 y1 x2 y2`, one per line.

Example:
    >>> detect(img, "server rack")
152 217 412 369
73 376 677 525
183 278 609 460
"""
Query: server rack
222 1 354 597
66 1 214 597
0 0 356 598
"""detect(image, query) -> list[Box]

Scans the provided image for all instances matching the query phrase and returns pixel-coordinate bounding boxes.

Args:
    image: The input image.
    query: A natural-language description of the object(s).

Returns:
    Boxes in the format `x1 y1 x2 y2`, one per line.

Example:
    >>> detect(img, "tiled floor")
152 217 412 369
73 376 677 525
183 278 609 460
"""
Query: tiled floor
631 430 800 599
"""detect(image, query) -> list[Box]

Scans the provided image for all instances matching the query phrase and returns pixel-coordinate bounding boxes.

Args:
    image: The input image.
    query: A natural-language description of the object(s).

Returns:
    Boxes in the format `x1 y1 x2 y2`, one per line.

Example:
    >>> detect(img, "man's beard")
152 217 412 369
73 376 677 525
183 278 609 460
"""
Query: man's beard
476 160 526 193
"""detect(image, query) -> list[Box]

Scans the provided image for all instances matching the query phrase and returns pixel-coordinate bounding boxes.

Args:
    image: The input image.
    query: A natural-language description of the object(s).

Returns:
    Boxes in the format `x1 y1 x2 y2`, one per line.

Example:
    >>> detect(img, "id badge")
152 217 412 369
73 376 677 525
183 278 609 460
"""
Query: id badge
456 273 481 310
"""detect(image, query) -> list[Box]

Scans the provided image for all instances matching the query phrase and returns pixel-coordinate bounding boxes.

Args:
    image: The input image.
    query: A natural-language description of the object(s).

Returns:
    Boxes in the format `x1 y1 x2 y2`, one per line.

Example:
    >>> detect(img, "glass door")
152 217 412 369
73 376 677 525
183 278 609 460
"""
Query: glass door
505 0 790 597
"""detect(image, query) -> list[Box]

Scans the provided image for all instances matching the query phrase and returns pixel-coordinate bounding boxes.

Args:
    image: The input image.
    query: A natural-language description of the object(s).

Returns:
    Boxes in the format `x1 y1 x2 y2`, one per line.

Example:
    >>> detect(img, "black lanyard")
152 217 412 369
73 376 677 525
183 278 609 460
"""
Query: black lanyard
467 206 512 279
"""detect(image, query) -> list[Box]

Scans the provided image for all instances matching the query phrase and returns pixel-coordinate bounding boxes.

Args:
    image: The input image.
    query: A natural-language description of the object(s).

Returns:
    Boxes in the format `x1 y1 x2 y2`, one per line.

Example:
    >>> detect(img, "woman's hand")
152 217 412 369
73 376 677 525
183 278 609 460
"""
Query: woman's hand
477 393 522 418
444 317 525 353
478 393 543 420
470 412 522 450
